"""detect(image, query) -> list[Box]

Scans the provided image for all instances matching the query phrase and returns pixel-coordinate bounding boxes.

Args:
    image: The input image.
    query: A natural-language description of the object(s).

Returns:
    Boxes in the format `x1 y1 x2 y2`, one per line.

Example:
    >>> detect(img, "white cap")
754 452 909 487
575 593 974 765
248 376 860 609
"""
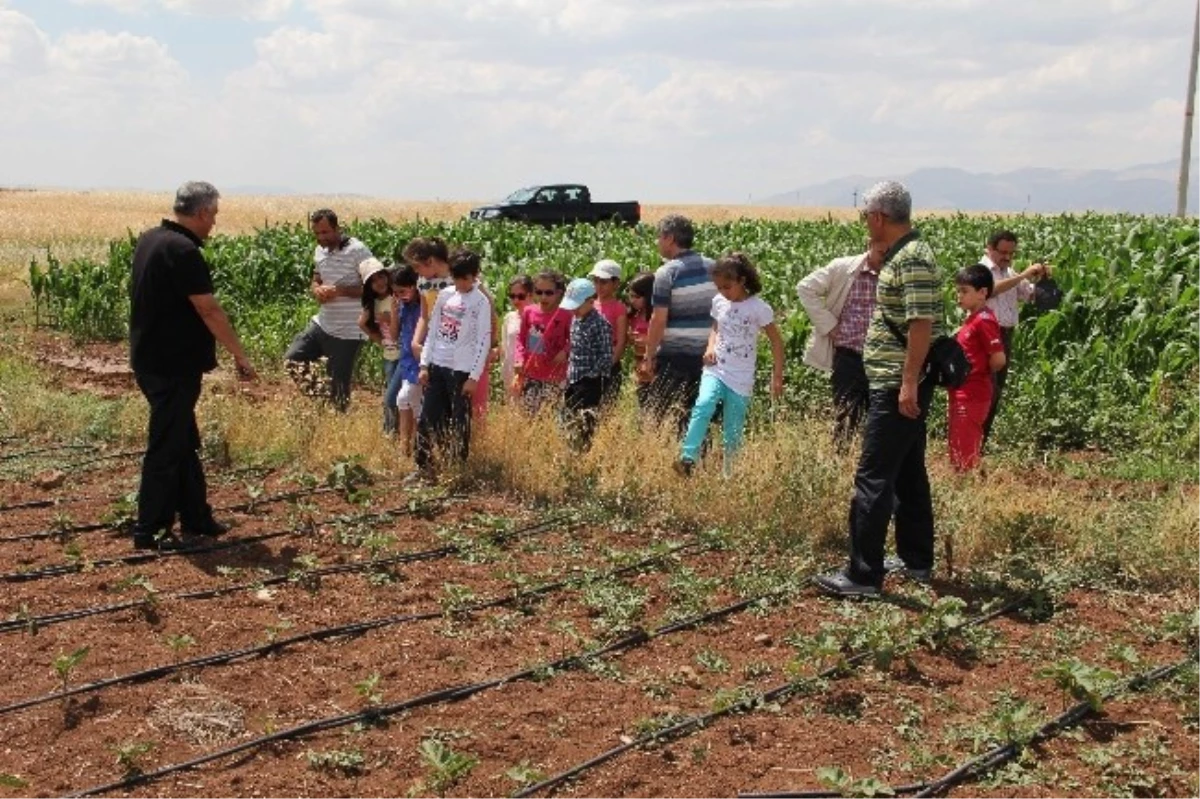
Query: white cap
357 257 387 284
588 259 622 281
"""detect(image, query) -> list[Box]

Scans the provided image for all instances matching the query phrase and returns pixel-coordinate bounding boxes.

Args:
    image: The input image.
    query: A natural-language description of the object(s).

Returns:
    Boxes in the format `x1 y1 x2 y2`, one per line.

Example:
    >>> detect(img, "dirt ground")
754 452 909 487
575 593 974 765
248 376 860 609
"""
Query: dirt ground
0 346 1196 799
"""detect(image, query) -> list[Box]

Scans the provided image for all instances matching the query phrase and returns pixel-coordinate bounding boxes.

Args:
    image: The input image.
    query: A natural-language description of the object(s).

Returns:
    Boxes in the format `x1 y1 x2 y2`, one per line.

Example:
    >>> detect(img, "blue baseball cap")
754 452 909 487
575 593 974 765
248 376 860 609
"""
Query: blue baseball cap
559 277 597 311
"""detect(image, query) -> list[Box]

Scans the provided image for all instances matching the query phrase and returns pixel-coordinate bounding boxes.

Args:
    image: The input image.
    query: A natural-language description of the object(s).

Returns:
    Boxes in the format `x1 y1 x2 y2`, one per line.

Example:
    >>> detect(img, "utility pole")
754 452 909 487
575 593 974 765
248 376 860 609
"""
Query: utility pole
1177 0 1199 217
852 189 858 208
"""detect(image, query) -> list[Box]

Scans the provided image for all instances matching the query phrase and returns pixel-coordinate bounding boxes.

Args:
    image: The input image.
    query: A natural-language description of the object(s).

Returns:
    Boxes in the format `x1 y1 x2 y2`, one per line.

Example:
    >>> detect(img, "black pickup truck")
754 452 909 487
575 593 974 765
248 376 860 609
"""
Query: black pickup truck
467 184 640 226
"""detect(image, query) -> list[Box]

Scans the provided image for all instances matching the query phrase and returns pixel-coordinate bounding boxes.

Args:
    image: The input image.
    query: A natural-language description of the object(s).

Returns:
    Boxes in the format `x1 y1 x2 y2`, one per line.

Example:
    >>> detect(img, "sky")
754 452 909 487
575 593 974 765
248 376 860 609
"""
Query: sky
0 0 1197 204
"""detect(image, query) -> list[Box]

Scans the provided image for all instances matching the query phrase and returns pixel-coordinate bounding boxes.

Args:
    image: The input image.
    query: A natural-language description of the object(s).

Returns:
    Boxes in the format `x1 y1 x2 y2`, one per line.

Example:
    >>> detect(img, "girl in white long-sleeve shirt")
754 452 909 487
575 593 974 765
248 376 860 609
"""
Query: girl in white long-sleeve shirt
413 249 492 480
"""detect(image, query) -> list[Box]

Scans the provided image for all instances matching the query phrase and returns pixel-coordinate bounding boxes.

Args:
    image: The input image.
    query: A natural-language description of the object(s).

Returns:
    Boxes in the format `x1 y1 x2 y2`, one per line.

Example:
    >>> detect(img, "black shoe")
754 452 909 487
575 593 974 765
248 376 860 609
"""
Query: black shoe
673 459 694 478
180 519 229 538
812 570 880 598
883 555 932 583
132 532 188 551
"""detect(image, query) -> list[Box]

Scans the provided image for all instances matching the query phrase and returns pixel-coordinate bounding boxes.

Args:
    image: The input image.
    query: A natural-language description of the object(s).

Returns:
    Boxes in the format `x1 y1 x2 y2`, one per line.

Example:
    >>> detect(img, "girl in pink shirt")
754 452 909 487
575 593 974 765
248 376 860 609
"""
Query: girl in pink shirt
588 259 629 405
626 271 655 413
513 271 571 415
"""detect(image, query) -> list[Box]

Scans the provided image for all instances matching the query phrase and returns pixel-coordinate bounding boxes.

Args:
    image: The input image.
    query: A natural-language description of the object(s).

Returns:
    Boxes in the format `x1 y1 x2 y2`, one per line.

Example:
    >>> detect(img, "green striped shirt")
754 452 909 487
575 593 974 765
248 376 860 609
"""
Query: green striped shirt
862 231 944 389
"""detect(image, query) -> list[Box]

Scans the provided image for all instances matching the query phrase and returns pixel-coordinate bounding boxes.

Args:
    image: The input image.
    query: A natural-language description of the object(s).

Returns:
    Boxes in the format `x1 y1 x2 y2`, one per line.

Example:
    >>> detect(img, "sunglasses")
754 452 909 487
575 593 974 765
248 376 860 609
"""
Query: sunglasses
533 289 557 296
509 292 528 300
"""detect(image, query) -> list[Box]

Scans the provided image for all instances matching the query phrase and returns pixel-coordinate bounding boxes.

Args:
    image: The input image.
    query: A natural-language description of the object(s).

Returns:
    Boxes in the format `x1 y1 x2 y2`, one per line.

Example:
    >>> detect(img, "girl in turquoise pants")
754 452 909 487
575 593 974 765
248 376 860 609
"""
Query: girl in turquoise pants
678 253 785 477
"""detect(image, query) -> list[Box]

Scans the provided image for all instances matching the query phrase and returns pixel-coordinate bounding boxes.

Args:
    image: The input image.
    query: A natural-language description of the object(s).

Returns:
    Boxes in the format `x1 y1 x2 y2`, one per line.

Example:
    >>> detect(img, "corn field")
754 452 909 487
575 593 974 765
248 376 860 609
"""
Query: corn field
27 215 1199 454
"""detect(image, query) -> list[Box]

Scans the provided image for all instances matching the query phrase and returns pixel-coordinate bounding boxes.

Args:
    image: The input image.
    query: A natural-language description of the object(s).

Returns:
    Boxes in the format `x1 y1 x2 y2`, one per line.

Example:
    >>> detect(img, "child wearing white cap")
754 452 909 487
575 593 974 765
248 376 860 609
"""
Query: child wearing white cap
356 258 399 432
588 259 628 405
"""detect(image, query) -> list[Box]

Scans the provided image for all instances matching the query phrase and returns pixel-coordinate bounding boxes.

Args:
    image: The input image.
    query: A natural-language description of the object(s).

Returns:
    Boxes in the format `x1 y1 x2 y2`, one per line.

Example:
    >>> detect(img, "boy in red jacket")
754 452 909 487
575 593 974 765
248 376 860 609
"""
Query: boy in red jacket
948 264 1007 472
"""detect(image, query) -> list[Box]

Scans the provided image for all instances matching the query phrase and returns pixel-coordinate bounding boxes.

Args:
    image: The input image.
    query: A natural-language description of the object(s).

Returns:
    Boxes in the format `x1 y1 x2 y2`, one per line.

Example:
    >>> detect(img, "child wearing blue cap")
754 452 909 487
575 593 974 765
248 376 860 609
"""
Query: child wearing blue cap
559 277 613 451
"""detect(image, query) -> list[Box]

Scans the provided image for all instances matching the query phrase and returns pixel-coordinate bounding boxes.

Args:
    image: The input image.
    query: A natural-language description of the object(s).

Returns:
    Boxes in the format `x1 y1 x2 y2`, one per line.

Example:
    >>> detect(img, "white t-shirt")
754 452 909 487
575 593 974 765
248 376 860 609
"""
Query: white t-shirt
501 310 521 389
705 295 774 397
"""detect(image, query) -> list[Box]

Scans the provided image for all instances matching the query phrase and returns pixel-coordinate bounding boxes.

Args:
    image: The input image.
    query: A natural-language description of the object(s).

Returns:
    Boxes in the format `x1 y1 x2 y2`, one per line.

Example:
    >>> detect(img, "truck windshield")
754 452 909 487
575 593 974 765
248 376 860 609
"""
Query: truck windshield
504 188 537 203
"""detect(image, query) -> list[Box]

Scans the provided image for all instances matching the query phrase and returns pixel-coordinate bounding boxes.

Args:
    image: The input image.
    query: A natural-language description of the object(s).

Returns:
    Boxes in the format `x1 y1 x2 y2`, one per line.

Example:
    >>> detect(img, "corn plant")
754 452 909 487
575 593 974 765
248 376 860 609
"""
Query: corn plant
52 647 89 693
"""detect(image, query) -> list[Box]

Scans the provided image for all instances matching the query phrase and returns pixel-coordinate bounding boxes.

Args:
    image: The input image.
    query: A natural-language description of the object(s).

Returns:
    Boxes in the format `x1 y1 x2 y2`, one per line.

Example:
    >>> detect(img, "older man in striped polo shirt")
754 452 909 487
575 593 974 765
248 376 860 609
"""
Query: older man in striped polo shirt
284 208 373 411
639 214 716 438
814 181 944 598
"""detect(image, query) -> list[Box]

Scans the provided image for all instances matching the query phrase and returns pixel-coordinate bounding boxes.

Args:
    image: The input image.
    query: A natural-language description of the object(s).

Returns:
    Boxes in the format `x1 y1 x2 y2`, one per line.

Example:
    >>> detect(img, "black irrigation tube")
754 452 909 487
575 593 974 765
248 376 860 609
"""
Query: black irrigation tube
0 465 275 517
515 596 1028 798
0 444 95 462
0 479 399 544
0 512 570 635
746 656 1195 799
68 571 763 798
912 657 1194 798
0 494 458 583
1 537 704 718
0 498 59 512
60 449 143 471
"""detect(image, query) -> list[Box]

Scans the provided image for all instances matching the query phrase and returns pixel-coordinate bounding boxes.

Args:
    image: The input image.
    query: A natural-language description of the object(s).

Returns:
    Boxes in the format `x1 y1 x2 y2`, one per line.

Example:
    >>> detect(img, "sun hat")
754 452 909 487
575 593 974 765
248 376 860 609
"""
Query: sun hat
357 257 388 284
588 259 623 281
559 277 597 311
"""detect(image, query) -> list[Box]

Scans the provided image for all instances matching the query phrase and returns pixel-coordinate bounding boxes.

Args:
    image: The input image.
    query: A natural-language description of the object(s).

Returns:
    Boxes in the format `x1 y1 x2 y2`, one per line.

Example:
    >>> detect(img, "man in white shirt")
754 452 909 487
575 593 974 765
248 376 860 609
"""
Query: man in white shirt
796 240 886 448
981 230 1049 443
284 209 372 411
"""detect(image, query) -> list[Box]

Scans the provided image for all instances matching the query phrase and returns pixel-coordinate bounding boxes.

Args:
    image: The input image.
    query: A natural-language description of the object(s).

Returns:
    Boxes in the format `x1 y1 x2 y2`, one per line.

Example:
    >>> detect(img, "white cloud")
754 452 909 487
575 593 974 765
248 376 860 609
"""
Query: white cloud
69 0 293 20
3 0 1196 201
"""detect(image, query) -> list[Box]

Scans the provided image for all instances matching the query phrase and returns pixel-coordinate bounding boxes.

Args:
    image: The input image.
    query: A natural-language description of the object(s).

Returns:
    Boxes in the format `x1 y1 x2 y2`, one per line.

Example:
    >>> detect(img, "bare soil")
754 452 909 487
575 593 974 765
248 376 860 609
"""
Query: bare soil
0 347 1195 799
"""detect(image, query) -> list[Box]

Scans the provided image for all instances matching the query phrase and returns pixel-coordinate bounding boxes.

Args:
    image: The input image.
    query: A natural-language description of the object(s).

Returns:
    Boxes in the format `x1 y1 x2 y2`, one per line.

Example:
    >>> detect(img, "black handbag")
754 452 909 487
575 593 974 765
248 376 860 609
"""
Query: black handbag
882 315 971 389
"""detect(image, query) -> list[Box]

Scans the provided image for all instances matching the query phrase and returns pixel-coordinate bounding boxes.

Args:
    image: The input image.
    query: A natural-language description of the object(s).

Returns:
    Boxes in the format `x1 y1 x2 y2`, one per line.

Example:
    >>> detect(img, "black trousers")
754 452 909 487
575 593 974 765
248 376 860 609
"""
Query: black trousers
415 365 472 470
134 371 212 537
831 347 870 449
846 380 936 588
563 375 608 452
285 321 363 412
982 326 1014 444
645 354 704 440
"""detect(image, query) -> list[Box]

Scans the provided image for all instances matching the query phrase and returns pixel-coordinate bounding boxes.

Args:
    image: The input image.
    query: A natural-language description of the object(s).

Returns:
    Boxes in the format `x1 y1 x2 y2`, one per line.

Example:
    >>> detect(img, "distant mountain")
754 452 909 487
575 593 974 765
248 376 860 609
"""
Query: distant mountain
763 159 1199 215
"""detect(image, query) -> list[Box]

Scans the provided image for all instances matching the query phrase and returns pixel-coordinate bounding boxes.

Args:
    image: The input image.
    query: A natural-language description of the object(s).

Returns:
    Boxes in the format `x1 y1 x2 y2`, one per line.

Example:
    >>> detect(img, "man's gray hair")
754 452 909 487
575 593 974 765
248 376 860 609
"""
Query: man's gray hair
862 181 911 224
173 181 220 216
657 214 695 249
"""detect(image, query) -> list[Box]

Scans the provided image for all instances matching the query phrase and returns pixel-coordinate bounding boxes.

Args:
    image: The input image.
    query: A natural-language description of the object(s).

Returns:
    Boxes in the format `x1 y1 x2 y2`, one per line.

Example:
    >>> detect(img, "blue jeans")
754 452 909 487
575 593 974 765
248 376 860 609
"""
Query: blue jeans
383 359 403 434
680 373 749 475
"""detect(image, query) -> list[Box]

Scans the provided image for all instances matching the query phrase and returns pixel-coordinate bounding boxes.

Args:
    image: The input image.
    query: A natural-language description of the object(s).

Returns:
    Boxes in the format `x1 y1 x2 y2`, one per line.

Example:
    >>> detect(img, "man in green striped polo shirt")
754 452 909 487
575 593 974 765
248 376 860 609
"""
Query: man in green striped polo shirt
814 181 943 598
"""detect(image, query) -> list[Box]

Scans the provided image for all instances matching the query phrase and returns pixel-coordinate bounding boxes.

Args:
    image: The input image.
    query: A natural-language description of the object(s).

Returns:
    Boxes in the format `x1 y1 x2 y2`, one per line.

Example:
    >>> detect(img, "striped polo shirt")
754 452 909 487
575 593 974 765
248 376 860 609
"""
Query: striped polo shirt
862 231 944 390
313 236 372 340
651 250 716 358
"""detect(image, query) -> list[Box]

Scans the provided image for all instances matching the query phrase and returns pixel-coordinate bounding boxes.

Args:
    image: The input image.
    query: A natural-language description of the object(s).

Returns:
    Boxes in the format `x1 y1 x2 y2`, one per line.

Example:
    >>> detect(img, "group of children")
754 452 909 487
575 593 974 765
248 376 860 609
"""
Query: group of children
350 235 787 478
349 232 1010 479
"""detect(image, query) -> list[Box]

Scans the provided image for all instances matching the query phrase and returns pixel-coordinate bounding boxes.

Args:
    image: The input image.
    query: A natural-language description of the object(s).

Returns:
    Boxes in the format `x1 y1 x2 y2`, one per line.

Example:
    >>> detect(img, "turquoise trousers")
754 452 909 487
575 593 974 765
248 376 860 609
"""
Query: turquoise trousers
680 373 750 474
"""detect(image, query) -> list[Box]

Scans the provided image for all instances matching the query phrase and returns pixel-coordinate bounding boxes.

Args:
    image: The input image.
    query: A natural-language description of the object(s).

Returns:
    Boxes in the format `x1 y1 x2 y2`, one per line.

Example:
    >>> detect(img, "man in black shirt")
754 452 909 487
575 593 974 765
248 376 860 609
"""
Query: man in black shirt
129 181 257 550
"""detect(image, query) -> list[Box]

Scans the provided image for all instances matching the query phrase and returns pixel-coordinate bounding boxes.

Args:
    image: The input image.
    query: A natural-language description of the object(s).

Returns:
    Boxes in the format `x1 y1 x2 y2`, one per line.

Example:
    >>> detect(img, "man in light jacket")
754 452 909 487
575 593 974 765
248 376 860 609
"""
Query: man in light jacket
797 240 886 447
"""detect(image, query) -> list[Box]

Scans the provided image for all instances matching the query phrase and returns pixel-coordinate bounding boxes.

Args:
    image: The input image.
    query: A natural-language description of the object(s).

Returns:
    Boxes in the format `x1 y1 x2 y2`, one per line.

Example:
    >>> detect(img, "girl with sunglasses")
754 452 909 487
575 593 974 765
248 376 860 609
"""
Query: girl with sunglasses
501 275 533 400
512 270 570 415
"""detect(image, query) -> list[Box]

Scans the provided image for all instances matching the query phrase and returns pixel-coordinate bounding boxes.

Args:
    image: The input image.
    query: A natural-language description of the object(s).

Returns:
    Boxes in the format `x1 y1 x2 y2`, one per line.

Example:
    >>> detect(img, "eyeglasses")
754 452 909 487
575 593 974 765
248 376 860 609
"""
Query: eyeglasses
533 289 557 296
509 292 528 300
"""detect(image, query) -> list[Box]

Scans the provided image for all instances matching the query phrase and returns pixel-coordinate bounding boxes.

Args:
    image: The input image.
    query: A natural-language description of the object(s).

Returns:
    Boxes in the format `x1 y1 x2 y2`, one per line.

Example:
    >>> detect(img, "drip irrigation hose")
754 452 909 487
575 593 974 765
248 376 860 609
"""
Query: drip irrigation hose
0 479 393 544
0 444 95 462
0 535 700 717
912 657 1194 798
515 596 1028 798
0 499 58 512
63 450 143 471
0 494 458 583
0 512 570 635
736 657 1194 799
67 577 765 798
